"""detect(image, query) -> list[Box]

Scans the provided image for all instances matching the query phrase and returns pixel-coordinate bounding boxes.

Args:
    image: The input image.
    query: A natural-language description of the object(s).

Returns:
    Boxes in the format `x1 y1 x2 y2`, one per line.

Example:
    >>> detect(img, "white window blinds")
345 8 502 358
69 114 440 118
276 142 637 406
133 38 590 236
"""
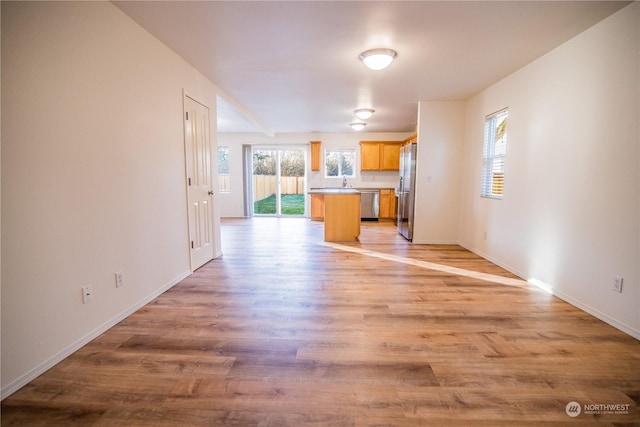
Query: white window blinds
481 109 508 199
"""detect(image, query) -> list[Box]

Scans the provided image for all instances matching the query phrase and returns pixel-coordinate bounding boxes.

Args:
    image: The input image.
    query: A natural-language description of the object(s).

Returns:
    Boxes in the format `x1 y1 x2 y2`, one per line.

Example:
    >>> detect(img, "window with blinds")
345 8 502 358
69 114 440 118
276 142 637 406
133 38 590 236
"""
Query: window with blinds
481 109 508 199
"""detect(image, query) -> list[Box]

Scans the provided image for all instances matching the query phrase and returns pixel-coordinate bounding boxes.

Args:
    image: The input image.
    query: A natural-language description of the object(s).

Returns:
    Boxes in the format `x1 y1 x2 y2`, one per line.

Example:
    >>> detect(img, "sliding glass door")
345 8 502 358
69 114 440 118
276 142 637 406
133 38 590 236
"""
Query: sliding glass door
252 148 306 217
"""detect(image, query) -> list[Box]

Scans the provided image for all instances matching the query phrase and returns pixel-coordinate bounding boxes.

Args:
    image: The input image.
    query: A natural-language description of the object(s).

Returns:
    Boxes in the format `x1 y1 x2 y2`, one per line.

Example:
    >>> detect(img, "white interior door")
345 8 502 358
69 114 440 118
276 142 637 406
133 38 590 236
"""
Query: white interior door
184 96 214 270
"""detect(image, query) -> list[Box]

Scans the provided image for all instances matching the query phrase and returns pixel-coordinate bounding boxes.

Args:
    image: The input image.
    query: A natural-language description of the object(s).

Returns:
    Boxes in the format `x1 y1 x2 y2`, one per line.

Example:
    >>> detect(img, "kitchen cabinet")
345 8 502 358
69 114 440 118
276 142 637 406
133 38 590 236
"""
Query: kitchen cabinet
379 188 397 220
380 143 401 171
403 133 417 145
360 141 402 171
360 142 381 171
310 193 324 220
310 141 321 171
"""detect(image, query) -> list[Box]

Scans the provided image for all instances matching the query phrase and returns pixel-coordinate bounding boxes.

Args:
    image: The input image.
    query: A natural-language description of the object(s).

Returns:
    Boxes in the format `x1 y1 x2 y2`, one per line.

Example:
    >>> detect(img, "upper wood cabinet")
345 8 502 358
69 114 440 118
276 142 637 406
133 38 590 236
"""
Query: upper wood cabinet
360 141 402 171
380 143 401 171
360 142 381 171
310 141 321 171
403 133 417 145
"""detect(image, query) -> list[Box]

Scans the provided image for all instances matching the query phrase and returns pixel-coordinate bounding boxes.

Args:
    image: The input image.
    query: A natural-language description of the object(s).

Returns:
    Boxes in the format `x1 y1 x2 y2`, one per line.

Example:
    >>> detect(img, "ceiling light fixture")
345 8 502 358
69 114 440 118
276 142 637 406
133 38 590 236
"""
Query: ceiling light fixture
359 48 397 71
350 122 367 131
354 108 375 120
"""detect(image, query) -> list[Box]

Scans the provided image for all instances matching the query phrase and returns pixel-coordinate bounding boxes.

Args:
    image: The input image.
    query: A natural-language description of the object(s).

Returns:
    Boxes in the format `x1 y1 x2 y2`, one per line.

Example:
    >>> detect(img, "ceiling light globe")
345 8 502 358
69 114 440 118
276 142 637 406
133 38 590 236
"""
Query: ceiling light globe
354 109 375 120
359 48 397 71
350 122 367 131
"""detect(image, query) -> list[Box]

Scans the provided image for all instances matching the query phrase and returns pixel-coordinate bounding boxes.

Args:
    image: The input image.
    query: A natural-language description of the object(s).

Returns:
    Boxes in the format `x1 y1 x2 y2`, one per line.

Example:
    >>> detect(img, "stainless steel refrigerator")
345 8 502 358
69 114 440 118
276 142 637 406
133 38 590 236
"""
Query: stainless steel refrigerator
397 143 417 241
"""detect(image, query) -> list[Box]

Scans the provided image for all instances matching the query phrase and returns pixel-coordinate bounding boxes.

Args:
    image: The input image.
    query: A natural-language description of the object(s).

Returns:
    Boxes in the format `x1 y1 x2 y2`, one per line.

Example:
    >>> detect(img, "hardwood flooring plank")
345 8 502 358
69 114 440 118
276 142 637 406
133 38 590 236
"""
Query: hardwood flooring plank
226 357 440 387
165 379 406 419
398 386 637 424
2 218 639 426
0 402 106 427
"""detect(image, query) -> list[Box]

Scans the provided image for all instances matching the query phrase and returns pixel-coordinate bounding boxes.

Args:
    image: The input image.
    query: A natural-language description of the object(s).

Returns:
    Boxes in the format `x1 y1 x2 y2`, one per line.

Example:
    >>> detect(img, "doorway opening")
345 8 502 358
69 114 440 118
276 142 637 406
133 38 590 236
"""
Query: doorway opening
251 147 306 217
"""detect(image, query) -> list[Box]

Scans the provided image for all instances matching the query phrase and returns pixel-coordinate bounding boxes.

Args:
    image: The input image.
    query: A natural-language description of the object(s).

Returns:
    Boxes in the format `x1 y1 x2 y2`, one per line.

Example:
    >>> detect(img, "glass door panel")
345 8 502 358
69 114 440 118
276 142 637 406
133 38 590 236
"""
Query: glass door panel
252 149 277 215
252 148 306 217
279 149 306 216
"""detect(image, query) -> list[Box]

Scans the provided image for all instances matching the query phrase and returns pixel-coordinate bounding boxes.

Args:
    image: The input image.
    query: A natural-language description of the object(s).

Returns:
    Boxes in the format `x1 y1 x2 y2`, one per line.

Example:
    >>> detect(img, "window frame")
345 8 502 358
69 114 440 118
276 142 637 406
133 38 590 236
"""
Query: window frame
217 146 230 193
324 148 356 179
481 108 508 199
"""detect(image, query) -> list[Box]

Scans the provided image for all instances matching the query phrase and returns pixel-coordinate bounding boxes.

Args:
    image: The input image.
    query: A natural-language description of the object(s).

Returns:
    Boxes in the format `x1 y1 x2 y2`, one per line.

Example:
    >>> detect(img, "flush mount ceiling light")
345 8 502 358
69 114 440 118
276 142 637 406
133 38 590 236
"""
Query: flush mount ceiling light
354 108 375 120
359 48 397 71
350 122 367 131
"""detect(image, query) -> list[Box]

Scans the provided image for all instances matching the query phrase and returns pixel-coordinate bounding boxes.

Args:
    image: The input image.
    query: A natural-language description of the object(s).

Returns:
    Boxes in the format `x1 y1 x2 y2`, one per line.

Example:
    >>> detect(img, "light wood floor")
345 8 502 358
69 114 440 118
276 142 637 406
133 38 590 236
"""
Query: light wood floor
2 218 639 426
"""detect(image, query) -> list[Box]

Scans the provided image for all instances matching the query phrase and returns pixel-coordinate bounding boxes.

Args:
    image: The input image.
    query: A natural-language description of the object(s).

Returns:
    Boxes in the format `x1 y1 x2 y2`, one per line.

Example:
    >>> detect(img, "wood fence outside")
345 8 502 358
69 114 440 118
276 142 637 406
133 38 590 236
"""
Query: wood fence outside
219 174 230 192
253 176 305 201
217 175 305 200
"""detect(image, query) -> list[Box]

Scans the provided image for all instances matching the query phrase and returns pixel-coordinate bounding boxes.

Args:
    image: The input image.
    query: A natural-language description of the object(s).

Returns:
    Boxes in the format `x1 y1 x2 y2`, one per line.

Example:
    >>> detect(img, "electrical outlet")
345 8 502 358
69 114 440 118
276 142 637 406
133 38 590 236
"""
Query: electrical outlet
612 276 623 293
115 271 124 288
82 285 92 304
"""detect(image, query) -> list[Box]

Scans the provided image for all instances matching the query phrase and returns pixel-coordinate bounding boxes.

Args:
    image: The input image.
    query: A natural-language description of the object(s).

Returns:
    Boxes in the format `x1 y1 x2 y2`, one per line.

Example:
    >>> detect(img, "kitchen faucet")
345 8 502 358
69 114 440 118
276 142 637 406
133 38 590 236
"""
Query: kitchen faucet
342 175 347 188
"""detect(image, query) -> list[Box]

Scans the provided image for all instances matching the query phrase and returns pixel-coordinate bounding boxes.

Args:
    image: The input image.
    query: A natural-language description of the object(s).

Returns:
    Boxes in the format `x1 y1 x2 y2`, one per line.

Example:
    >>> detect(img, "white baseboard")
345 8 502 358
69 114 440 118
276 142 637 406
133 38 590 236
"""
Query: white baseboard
1 270 192 400
540 286 640 341
458 241 640 341
457 241 528 279
411 239 459 245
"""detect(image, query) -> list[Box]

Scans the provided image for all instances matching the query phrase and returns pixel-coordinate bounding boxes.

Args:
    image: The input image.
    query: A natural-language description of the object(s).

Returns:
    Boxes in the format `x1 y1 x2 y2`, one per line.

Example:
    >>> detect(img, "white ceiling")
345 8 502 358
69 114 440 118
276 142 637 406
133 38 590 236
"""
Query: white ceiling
113 1 629 134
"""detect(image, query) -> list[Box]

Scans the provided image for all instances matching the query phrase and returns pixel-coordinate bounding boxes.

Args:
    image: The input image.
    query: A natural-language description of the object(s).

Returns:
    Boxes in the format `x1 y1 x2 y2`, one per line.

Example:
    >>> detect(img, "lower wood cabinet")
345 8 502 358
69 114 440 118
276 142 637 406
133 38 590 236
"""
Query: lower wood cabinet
379 189 397 220
310 193 324 220
323 193 360 242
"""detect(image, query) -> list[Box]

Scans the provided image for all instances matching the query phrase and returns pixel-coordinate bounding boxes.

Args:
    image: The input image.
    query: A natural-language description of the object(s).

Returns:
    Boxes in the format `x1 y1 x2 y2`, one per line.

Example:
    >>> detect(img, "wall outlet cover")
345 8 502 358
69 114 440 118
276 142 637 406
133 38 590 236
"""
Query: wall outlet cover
115 272 124 288
612 276 623 293
82 285 92 304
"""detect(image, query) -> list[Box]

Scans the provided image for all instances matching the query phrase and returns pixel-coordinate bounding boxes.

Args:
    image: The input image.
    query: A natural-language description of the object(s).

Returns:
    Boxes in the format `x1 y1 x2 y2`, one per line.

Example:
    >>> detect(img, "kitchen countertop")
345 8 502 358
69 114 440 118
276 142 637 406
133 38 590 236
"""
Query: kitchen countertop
308 188 360 194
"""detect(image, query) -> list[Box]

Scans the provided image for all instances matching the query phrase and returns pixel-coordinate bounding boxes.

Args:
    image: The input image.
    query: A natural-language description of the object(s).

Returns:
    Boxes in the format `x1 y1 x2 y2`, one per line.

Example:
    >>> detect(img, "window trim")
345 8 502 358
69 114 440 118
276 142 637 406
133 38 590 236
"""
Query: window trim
481 108 508 199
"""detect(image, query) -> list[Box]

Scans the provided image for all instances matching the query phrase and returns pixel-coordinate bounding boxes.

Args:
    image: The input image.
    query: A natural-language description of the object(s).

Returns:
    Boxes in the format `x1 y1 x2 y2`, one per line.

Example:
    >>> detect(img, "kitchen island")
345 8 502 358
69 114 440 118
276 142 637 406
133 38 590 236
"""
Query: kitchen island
308 188 361 242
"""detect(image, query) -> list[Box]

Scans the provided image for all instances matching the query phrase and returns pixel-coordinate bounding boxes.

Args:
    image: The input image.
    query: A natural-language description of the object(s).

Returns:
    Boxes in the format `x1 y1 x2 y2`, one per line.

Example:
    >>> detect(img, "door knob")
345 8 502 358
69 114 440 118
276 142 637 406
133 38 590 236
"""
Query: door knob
208 191 214 196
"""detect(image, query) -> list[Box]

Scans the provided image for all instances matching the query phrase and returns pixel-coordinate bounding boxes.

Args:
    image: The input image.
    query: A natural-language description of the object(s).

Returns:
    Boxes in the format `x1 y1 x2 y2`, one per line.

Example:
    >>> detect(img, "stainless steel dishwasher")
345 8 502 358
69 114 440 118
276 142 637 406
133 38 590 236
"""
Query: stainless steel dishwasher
360 190 379 221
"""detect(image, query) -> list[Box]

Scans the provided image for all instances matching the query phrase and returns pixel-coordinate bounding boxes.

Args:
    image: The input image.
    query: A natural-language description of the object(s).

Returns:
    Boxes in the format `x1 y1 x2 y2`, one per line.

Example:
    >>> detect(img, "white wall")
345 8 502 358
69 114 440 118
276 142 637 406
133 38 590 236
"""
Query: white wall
218 132 412 218
412 101 465 244
457 3 639 338
1 1 224 397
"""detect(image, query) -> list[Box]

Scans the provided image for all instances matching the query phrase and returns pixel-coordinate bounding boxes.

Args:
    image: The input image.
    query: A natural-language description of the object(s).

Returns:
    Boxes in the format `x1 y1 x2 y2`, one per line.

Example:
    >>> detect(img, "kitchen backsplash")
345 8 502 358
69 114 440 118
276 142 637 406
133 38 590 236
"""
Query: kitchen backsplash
309 171 399 190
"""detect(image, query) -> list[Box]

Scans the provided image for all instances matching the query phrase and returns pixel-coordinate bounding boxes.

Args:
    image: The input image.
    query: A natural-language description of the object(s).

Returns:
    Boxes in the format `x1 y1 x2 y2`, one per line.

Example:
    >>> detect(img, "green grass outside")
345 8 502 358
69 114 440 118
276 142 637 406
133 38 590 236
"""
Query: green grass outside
254 194 305 215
